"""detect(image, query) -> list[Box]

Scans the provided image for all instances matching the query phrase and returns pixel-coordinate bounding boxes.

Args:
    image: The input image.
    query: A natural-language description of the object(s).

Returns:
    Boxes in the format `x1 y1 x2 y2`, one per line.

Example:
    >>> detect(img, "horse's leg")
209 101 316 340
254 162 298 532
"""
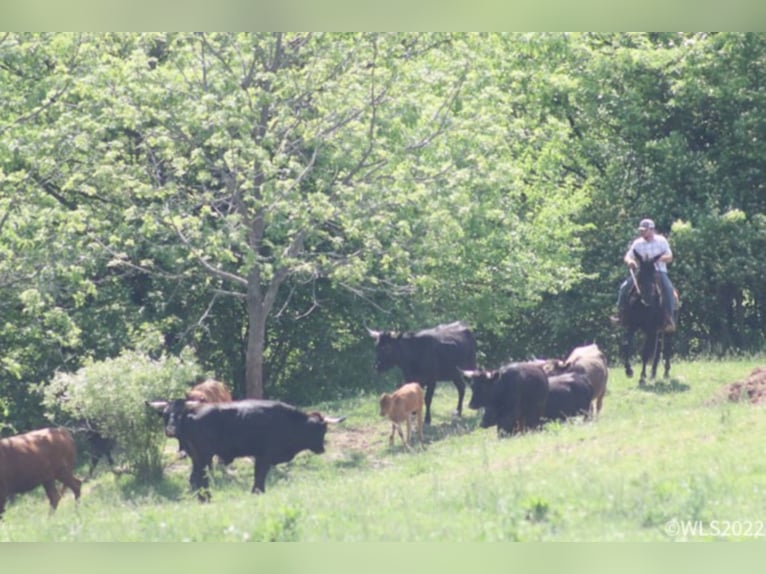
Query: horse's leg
622 328 636 378
640 331 659 383
650 332 662 379
663 334 673 379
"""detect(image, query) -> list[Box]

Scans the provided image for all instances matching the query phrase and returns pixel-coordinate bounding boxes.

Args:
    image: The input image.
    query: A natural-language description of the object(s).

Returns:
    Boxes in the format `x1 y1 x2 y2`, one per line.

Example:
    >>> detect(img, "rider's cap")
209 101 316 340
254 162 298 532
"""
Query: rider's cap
638 218 655 231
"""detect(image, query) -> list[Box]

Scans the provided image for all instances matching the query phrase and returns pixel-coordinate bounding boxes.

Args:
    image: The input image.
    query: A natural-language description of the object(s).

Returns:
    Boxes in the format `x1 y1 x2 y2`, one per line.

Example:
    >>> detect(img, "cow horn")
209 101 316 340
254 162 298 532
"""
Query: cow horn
184 400 202 409
146 400 168 411
459 369 478 378
366 327 381 339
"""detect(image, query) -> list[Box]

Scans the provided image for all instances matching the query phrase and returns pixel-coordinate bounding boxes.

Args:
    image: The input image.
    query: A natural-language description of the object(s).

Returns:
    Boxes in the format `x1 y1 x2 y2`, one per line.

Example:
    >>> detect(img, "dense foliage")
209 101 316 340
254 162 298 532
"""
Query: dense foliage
1 33 765 432
40 347 201 480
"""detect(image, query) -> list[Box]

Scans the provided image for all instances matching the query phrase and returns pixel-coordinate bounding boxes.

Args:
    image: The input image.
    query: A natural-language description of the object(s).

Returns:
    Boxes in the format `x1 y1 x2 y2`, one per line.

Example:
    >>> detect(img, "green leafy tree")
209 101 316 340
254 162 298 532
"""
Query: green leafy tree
44 33 490 398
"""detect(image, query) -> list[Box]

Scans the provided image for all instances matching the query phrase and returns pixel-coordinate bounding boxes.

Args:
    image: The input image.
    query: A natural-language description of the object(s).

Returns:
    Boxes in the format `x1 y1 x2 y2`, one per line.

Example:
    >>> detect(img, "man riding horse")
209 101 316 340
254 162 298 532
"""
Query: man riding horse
611 218 677 333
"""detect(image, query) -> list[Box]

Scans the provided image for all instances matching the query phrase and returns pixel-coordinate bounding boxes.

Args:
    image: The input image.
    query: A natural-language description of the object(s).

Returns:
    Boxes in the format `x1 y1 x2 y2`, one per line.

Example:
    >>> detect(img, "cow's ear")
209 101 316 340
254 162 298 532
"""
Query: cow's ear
633 248 642 262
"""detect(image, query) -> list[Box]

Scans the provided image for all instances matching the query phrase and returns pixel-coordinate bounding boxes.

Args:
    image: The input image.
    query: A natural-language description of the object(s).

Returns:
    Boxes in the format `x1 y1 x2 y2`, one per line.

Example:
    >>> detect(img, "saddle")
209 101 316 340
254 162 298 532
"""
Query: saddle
628 279 679 306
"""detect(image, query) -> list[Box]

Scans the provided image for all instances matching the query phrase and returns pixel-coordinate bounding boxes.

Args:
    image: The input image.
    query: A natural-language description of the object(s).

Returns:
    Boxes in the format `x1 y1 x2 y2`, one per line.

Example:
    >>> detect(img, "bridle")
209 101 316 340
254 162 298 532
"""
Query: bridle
634 265 660 308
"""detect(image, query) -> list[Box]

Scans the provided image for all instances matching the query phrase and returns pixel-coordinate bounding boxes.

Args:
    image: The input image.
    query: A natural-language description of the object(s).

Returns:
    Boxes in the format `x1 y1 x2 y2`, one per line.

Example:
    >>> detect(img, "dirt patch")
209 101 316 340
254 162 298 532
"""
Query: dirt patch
327 425 377 454
325 424 396 470
719 367 766 405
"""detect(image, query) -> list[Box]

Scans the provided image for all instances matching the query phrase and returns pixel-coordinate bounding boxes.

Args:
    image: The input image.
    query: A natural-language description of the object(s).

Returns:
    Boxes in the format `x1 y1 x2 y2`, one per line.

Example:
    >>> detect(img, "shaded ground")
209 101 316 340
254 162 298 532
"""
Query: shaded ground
720 366 766 405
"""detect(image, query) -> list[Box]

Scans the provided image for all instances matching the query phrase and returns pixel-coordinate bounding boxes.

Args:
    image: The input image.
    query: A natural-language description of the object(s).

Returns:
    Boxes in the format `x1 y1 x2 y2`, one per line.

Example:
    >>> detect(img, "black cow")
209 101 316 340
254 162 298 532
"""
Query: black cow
83 429 116 477
368 321 477 425
147 399 344 499
543 372 593 423
462 362 549 436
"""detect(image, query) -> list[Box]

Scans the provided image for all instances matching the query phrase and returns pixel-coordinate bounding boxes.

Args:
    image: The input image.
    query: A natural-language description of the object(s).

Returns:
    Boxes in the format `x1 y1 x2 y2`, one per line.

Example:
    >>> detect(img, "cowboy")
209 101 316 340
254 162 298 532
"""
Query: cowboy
611 218 677 333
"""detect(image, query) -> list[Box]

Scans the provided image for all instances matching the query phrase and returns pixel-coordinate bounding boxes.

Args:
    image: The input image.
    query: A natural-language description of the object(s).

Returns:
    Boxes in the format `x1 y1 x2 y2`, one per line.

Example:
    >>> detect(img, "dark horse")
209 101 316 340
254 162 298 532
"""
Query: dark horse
620 249 674 385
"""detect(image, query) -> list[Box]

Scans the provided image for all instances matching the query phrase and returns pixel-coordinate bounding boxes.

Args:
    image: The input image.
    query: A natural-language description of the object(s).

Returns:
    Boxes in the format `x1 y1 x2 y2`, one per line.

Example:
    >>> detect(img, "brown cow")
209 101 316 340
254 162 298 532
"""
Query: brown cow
185 379 232 404
379 382 425 450
544 344 608 419
178 379 233 467
0 427 82 518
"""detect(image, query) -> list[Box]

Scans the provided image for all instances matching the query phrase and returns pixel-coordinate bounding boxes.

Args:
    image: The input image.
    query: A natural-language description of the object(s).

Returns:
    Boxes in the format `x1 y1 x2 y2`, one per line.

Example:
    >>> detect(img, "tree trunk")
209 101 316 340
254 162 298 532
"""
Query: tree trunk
245 273 267 399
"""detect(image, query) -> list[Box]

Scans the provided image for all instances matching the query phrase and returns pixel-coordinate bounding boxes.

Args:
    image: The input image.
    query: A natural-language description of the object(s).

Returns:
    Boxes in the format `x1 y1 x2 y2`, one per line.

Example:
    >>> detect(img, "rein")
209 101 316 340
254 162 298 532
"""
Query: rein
629 268 641 296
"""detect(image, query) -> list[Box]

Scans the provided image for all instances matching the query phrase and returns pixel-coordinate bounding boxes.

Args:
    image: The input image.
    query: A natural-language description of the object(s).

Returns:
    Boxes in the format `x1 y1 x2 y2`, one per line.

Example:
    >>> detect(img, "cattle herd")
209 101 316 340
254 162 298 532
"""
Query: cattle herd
0 321 608 518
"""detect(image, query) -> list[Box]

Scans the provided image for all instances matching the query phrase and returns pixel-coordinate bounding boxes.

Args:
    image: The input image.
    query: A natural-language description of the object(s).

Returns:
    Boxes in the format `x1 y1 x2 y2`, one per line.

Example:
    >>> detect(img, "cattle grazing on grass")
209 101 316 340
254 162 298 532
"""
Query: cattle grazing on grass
379 382 425 450
544 343 608 418
147 399 345 499
543 372 594 423
368 321 477 425
0 427 82 518
461 362 549 436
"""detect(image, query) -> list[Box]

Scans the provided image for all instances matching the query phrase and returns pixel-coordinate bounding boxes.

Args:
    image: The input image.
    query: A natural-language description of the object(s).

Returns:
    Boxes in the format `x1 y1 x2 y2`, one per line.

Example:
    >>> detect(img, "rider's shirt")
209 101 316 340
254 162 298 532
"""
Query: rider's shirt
626 235 671 273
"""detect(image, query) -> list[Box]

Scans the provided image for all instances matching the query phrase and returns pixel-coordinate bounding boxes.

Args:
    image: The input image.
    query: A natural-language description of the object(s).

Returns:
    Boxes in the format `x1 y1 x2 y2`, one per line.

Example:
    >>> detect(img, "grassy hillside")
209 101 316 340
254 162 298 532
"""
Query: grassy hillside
2 357 766 541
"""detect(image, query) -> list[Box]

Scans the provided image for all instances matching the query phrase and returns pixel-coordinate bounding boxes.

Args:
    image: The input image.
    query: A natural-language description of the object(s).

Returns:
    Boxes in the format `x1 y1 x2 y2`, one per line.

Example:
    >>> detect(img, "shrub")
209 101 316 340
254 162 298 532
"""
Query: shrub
41 347 202 482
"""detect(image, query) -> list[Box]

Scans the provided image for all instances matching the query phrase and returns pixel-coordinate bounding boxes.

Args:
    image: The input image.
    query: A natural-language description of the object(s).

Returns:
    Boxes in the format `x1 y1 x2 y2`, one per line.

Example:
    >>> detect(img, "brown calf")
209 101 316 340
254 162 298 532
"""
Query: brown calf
379 382 425 450
0 427 82 518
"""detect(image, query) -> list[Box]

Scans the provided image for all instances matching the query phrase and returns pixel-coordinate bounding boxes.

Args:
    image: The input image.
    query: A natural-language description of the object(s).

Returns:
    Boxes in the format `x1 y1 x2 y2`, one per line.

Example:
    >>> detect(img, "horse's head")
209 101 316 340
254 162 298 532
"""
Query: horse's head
632 249 663 307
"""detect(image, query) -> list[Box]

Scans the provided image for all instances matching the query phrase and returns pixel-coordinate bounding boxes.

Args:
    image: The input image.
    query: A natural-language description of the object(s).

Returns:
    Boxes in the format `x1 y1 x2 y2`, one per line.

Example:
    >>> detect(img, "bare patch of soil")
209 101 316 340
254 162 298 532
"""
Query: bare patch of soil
719 367 766 405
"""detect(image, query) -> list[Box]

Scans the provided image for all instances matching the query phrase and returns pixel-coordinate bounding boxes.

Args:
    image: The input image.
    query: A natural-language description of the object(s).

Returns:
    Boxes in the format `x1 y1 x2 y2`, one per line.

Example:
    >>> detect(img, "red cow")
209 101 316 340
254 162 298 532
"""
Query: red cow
0 427 82 518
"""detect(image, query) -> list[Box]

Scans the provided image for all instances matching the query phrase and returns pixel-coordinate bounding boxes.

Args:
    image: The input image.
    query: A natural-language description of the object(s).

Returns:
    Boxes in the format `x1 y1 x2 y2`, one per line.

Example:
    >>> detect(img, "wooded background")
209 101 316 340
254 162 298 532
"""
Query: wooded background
2 33 764 431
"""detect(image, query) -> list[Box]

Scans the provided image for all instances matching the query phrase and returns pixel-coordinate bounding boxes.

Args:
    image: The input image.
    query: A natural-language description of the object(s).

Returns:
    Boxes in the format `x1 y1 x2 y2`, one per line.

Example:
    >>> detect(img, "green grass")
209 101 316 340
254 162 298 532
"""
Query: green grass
2 358 766 541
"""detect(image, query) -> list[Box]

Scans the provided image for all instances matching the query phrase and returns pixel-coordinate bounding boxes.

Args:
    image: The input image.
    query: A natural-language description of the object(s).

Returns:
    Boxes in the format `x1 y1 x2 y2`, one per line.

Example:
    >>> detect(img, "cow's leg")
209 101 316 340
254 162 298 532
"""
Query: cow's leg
388 423 395 446
451 374 466 418
405 414 412 445
396 424 409 450
42 480 61 513
532 402 546 430
0 497 5 519
423 381 436 425
60 470 82 501
416 409 424 445
190 458 212 502
253 458 271 493
88 454 99 478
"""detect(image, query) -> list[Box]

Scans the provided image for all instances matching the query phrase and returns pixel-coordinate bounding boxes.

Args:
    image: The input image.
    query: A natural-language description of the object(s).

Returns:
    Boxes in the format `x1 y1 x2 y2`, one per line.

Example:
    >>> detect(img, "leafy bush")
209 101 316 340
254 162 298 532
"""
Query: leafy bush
41 348 202 482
